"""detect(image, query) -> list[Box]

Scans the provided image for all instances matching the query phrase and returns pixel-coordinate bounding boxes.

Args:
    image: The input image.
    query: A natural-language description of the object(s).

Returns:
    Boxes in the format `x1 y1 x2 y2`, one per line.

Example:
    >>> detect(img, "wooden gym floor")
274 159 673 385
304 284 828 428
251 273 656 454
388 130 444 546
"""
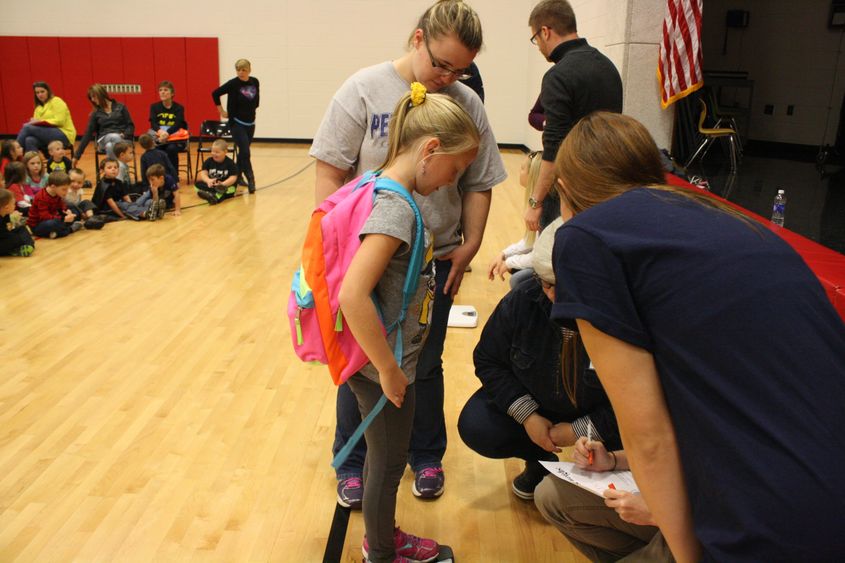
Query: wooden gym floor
0 144 587 562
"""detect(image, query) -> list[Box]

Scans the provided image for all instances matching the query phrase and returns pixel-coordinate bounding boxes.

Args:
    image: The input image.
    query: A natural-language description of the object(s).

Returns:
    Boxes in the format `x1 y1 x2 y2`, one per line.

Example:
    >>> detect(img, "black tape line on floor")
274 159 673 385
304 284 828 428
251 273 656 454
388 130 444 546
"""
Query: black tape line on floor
323 503 350 563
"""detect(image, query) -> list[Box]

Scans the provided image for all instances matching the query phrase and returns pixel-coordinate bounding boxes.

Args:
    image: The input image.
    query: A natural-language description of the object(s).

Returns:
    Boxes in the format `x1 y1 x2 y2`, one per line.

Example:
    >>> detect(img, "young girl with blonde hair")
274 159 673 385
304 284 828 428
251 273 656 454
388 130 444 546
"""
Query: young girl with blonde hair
339 83 479 563
312 0 506 508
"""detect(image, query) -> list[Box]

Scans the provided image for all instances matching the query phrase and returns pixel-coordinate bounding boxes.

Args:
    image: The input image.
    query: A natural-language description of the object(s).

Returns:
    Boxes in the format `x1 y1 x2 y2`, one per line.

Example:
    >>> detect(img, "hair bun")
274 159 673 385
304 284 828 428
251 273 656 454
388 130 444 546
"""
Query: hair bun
410 82 427 107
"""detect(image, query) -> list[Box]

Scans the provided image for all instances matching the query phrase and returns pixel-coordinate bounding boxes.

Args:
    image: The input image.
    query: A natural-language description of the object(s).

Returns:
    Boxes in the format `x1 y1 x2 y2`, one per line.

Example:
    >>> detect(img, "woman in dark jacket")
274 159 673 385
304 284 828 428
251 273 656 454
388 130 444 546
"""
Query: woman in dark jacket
73 84 134 165
212 58 259 193
458 217 619 500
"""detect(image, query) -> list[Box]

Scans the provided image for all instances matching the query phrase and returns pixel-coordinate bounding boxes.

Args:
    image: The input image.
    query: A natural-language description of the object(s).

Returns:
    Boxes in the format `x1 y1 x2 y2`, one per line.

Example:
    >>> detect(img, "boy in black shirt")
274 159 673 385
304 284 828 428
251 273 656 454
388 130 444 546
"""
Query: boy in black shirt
92 158 146 220
46 140 72 174
195 139 239 205
0 185 34 257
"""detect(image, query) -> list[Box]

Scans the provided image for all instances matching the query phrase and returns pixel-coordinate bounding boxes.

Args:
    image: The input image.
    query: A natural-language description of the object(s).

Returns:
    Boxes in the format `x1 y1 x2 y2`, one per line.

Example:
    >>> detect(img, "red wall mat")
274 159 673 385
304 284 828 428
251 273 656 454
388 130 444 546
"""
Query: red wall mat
1 36 218 137
0 74 7 133
152 38 189 129
121 37 156 136
0 37 33 132
185 38 220 133
28 37 64 99
59 37 94 138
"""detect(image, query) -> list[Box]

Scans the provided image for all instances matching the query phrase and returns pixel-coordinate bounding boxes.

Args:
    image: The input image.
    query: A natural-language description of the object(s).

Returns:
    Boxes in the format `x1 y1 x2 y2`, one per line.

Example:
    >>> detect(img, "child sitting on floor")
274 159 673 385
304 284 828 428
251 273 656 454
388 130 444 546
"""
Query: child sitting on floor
139 134 177 180
4 161 32 214
195 139 239 205
66 168 96 219
113 141 139 195
1 139 23 176
46 140 72 174
0 185 34 257
23 151 47 195
135 164 181 221
26 171 83 239
92 158 149 221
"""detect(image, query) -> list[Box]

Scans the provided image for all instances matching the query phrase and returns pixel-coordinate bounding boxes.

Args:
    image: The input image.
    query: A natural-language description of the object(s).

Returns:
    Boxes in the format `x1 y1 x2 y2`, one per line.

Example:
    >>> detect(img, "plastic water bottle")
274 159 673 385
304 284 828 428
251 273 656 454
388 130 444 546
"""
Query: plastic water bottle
771 189 786 226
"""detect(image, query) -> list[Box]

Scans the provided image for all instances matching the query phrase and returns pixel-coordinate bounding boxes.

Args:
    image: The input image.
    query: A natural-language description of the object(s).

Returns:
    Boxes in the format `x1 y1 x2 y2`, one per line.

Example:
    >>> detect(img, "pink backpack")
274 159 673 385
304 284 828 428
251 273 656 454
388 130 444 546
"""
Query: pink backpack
288 172 425 467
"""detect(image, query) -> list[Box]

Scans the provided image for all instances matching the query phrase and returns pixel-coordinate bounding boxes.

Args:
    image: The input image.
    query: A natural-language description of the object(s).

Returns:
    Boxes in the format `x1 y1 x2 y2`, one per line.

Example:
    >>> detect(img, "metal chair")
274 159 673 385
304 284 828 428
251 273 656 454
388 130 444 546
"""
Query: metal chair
193 121 238 180
685 100 741 174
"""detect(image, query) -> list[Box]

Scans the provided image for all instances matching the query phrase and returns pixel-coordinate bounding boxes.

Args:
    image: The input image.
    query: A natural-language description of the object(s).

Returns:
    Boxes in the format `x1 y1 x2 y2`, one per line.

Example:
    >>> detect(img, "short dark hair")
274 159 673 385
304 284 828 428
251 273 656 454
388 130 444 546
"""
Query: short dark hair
529 0 577 36
0 187 14 207
146 163 166 179
99 157 119 170
139 134 155 150
48 170 71 187
158 80 175 94
113 141 132 158
69 167 85 178
4 161 26 185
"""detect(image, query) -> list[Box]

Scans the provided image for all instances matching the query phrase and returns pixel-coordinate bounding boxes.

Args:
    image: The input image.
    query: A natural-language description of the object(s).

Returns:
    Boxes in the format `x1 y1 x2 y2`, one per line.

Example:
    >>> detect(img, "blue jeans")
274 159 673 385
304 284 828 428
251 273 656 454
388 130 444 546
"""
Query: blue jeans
31 215 79 238
333 258 452 478
458 388 558 462
230 121 255 181
17 124 69 154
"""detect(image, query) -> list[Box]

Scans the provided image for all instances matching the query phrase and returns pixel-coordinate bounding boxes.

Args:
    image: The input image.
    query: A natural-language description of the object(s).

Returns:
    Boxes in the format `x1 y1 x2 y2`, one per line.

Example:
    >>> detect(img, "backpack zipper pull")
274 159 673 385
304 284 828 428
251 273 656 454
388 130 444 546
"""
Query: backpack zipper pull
335 308 343 332
295 307 303 345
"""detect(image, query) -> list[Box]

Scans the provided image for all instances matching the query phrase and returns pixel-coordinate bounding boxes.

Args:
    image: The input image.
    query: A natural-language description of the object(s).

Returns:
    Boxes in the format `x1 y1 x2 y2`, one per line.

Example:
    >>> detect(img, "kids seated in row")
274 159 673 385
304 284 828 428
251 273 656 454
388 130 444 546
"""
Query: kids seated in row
0 183 34 257
195 139 239 205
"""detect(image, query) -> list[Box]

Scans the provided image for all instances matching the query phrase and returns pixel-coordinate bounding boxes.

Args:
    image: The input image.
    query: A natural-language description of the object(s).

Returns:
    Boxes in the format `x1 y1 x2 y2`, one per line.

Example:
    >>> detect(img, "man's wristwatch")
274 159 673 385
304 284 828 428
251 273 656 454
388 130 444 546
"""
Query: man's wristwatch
528 196 542 209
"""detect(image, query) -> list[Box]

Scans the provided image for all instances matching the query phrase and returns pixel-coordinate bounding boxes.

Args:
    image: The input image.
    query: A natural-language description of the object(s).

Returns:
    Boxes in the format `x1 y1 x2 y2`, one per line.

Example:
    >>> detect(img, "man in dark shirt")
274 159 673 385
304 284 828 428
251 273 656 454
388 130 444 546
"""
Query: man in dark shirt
525 0 623 232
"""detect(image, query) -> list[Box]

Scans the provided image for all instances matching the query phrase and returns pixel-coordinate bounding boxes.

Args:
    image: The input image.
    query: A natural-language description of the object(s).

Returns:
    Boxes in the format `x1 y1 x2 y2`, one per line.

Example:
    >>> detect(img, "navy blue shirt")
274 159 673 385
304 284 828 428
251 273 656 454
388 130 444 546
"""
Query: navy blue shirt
551 188 845 561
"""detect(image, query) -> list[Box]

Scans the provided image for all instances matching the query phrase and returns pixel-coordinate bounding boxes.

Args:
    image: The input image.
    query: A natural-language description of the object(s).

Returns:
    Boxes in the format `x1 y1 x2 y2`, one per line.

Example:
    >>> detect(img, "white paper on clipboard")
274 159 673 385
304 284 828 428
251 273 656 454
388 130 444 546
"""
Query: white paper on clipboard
539 461 639 497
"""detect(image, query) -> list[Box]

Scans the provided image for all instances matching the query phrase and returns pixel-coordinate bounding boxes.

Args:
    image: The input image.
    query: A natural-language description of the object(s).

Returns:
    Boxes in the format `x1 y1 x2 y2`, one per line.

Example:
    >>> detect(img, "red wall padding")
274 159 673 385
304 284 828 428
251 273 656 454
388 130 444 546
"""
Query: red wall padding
0 36 219 139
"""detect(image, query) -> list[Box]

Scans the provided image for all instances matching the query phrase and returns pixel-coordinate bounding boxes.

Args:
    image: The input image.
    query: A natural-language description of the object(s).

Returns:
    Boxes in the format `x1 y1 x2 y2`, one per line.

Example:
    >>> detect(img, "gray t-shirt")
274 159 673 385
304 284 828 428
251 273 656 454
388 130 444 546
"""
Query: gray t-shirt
358 192 434 385
310 61 507 257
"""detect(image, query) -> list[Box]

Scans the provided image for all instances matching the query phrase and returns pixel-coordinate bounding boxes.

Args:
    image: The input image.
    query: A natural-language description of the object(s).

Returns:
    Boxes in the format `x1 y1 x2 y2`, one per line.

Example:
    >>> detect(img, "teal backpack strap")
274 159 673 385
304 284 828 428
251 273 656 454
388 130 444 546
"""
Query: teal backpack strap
330 177 425 471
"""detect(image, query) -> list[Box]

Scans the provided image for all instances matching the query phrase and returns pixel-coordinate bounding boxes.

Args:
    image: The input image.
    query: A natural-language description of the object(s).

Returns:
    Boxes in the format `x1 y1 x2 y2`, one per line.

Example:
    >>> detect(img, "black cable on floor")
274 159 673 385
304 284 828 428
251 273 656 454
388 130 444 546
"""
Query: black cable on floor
180 159 315 210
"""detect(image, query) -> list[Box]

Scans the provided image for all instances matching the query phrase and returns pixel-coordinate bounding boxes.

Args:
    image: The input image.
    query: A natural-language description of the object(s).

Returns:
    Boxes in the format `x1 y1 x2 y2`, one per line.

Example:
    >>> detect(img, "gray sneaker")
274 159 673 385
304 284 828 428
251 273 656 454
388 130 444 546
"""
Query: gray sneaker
156 199 168 219
70 221 84 232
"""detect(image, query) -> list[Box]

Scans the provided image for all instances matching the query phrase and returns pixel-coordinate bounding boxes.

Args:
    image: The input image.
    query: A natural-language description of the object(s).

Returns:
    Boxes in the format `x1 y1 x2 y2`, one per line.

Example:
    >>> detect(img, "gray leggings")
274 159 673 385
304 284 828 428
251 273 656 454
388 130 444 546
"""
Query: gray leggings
346 374 416 563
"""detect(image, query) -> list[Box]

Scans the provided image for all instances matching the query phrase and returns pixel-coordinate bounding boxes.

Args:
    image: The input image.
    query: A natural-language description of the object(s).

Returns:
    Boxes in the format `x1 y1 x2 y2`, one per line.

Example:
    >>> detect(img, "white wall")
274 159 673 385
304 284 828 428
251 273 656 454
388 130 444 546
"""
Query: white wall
703 0 845 145
1 0 674 149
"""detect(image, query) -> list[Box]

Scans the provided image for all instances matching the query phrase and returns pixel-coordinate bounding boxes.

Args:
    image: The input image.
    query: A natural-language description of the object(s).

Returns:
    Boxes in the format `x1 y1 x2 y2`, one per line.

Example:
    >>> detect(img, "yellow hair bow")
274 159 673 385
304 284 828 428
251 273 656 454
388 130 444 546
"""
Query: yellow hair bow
410 82 427 107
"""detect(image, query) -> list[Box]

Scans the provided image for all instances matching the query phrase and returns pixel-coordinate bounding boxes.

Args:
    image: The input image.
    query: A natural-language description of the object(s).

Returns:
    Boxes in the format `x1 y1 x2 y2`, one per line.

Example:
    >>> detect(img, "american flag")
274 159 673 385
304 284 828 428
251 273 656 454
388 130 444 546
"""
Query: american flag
658 0 704 108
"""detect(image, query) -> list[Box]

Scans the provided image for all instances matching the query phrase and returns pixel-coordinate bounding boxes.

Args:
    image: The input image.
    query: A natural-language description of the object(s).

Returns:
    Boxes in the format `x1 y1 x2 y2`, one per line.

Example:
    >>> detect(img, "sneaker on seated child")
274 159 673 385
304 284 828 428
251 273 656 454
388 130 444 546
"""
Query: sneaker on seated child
134 163 181 221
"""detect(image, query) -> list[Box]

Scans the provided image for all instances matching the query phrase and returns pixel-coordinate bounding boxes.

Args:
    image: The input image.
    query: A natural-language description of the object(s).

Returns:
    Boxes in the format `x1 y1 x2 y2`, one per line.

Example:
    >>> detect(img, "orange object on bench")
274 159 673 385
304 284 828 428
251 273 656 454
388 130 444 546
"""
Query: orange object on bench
666 173 845 322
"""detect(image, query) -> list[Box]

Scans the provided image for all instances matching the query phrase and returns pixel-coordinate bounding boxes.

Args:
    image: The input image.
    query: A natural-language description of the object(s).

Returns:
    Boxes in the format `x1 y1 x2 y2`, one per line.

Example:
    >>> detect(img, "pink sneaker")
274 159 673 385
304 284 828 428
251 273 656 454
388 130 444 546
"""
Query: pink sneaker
362 526 440 562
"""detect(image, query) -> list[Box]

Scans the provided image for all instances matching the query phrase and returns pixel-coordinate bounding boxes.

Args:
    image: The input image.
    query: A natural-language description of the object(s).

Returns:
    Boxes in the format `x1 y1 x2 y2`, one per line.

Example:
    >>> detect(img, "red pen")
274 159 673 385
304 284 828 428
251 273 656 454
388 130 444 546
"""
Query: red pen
608 483 616 490
587 426 594 465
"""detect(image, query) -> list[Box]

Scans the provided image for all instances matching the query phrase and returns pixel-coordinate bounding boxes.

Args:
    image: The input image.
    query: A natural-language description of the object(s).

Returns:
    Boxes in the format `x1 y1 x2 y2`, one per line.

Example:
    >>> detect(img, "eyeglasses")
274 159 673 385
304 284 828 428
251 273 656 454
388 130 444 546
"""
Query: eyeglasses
424 37 473 80
530 28 543 45
532 272 554 290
